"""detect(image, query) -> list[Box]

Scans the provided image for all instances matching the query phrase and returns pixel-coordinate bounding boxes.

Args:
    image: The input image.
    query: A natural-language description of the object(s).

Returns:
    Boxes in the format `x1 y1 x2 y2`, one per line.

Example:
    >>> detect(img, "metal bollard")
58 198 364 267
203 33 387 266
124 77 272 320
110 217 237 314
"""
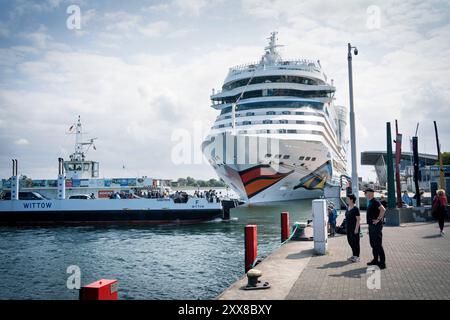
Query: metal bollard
281 212 290 242
244 225 257 273
79 279 118 300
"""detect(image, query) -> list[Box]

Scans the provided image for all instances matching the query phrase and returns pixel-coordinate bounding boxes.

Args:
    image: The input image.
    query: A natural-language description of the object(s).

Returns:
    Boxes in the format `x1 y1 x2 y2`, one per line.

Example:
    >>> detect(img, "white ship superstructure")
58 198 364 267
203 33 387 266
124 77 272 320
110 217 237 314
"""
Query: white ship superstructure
202 32 348 203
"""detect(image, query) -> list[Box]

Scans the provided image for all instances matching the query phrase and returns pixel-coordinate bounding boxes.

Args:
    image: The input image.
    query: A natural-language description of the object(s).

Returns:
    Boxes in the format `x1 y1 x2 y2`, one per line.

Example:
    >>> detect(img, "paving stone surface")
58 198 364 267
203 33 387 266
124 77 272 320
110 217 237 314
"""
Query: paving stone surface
286 214 450 300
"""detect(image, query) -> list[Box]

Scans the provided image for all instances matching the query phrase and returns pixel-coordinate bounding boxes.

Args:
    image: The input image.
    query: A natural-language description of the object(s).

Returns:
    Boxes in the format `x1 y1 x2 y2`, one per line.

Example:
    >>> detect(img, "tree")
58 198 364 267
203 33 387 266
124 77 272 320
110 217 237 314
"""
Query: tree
186 176 195 186
441 152 450 165
177 178 187 187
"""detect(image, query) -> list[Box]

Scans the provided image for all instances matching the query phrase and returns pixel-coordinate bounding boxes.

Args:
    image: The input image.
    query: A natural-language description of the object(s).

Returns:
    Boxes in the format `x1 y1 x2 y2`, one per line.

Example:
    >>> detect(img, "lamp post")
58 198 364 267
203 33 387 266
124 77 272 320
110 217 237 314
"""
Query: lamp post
347 43 359 205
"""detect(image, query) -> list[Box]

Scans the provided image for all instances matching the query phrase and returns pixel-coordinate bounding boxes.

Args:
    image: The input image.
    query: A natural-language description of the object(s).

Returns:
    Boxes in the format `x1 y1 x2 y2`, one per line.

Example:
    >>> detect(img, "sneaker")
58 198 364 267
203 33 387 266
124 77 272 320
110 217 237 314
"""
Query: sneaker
367 260 378 266
348 256 355 261
440 231 445 236
378 263 386 270
351 256 361 262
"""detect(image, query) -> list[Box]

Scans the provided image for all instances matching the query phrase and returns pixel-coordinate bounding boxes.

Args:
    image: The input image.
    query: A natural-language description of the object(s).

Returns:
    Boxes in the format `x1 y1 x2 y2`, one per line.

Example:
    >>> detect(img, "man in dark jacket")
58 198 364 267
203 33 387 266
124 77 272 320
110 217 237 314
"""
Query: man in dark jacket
365 188 386 269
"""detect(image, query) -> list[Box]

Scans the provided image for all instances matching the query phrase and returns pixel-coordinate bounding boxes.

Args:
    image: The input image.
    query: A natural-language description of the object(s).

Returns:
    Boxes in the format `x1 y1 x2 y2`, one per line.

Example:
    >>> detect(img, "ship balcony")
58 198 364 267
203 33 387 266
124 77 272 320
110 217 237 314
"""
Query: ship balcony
210 96 331 110
228 59 322 74
211 82 335 100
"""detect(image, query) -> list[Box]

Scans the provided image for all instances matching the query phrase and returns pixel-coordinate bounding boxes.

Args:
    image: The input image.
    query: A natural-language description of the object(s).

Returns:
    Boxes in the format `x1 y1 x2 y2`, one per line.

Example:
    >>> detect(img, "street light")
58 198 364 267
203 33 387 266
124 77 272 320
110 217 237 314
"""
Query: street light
347 43 359 205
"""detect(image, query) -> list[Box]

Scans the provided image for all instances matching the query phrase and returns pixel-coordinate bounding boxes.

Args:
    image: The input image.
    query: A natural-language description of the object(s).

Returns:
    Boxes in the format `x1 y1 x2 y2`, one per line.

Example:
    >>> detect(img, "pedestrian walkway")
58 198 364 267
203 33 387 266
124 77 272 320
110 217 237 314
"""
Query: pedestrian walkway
287 218 450 300
219 214 450 300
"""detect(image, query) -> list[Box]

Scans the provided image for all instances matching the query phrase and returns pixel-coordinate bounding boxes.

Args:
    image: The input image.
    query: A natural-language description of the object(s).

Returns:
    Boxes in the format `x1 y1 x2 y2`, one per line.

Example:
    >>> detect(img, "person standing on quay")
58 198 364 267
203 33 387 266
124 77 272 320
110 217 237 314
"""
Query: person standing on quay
327 204 337 237
365 188 386 269
432 189 448 236
346 194 361 262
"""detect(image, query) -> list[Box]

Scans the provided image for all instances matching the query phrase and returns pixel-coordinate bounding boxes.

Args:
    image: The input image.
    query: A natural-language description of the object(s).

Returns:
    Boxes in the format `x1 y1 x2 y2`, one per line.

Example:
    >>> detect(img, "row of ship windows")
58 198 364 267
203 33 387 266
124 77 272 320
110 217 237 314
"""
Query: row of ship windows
229 129 324 135
219 101 323 115
213 89 332 104
220 110 322 120
264 154 317 161
215 119 324 128
222 75 324 91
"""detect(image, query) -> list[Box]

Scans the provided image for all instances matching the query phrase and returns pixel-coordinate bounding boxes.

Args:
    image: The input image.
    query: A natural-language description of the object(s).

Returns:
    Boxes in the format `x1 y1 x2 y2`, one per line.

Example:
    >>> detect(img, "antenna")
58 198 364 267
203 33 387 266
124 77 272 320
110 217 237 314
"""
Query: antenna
67 116 98 161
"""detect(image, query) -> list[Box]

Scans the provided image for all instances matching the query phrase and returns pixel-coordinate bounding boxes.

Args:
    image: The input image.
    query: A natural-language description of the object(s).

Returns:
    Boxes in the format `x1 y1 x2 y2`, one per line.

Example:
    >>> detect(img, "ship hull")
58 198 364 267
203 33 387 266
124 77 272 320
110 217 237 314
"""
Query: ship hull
202 134 346 203
0 199 223 226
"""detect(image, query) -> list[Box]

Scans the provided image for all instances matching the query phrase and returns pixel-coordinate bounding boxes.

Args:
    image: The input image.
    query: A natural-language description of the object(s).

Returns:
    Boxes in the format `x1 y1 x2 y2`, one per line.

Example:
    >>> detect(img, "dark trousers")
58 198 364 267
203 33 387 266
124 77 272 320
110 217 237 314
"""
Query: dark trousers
437 214 445 231
368 223 385 264
346 231 360 257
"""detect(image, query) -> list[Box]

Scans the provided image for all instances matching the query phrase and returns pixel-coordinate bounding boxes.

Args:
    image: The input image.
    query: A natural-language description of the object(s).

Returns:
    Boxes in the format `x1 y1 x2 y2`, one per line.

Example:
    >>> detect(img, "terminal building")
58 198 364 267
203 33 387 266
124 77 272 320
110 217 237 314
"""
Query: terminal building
360 151 449 194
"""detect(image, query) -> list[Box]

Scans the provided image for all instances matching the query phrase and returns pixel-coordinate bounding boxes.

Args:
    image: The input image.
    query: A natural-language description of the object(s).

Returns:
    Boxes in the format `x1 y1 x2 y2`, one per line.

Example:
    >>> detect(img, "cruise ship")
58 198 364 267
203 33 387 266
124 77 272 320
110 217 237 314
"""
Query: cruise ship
202 32 349 203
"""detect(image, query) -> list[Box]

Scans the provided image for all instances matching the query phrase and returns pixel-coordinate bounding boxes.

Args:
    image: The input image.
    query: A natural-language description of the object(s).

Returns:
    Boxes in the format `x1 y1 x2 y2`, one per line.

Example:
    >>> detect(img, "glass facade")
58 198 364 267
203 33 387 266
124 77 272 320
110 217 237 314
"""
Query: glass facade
215 88 332 104
222 75 325 91
219 100 324 115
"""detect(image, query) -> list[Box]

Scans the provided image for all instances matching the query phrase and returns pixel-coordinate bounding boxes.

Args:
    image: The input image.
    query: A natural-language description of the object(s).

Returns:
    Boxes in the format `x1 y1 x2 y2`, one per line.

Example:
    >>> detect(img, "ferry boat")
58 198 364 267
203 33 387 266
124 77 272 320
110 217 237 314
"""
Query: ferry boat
202 32 348 203
0 196 224 226
0 116 169 200
0 118 225 225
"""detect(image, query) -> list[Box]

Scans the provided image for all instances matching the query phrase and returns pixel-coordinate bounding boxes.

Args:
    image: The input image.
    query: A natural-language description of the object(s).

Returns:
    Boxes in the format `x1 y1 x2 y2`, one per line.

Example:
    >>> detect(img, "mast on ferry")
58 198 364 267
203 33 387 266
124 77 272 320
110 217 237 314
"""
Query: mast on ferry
65 116 99 179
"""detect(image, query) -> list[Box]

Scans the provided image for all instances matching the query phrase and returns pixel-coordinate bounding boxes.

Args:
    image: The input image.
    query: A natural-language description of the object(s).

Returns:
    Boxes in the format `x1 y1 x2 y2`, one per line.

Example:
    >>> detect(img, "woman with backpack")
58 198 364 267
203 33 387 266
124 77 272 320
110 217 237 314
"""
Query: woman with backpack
432 189 448 236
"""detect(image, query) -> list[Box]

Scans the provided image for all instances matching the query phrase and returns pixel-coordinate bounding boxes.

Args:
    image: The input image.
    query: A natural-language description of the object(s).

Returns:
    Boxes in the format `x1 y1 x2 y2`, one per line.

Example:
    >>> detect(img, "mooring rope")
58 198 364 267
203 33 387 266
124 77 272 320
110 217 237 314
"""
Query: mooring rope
281 223 300 245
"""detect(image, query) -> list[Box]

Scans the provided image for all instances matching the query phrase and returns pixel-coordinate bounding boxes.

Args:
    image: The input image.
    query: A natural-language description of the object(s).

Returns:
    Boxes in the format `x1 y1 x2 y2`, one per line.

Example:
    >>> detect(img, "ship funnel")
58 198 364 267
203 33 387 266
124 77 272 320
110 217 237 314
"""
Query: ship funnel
11 159 19 200
57 158 66 200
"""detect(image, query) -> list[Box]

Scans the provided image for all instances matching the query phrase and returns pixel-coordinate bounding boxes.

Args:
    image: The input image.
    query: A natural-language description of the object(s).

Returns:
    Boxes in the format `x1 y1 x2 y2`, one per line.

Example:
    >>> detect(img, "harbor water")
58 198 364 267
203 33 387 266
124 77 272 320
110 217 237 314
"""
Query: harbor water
0 199 313 300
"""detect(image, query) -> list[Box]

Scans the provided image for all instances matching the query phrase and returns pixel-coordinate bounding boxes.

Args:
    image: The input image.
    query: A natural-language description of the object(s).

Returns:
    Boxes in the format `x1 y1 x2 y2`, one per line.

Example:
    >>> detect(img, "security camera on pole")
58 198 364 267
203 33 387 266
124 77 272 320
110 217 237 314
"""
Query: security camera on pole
347 43 359 206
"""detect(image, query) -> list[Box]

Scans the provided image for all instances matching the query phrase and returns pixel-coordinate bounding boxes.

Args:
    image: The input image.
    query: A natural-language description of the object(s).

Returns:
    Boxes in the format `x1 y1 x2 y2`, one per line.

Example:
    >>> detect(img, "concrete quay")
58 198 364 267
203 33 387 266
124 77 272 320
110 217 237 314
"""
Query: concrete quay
218 212 450 300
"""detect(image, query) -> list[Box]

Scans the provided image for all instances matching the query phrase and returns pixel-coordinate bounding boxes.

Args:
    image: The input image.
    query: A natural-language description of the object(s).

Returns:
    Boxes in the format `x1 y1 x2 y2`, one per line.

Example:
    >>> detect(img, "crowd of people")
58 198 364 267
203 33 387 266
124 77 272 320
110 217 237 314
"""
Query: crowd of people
105 188 223 204
192 189 221 203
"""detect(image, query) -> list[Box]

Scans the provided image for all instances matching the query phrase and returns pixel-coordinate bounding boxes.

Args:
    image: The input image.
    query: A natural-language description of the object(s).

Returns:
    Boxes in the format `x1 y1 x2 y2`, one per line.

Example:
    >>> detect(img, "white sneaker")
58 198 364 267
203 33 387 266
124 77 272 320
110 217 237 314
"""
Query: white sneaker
351 256 360 262
348 256 355 261
440 231 445 236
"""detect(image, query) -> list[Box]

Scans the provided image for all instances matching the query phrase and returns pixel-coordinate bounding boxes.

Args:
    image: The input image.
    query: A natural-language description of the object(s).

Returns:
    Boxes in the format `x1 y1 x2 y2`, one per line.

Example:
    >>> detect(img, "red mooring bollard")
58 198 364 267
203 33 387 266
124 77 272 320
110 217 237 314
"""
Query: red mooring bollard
79 279 118 300
281 212 290 242
245 225 257 273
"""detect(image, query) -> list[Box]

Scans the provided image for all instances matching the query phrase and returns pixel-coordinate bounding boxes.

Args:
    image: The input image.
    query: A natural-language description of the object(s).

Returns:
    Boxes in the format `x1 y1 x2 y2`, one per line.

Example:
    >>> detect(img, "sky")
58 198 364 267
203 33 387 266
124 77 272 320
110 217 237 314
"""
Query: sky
0 0 449 182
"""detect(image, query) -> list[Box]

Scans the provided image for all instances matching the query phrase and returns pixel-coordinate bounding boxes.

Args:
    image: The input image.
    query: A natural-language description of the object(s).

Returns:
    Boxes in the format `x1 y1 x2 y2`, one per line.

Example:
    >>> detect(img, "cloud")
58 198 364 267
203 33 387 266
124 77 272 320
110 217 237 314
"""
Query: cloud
138 21 170 38
142 3 170 13
14 138 29 145
9 0 62 17
173 0 223 16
